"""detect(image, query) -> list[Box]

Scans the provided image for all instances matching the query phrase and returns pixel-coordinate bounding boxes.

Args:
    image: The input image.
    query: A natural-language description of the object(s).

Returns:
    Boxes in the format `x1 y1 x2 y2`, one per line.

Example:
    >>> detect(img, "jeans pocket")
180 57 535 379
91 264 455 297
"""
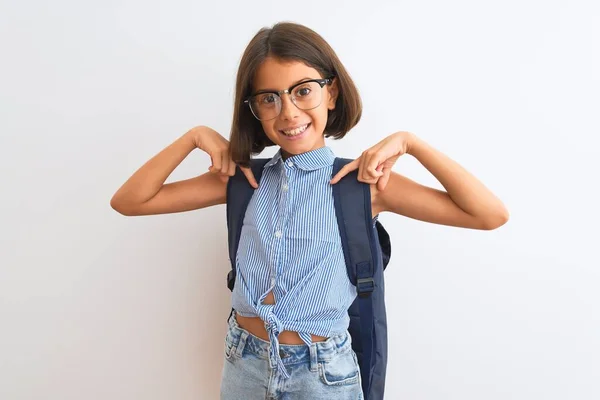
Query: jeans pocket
318 349 360 386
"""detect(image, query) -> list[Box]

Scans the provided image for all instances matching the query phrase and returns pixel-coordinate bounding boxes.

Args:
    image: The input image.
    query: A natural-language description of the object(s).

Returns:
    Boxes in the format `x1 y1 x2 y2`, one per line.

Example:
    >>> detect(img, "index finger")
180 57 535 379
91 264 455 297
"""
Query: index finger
240 166 259 189
330 158 360 184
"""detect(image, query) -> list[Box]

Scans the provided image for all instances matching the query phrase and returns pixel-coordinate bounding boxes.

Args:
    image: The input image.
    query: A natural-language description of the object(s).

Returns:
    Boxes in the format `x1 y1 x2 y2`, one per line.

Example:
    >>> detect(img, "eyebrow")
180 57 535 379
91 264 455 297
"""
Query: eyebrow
253 77 316 94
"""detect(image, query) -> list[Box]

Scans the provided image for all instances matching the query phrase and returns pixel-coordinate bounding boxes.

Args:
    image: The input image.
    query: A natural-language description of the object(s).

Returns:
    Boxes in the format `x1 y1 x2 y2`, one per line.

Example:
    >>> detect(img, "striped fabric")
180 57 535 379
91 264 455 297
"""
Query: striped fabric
230 145 358 379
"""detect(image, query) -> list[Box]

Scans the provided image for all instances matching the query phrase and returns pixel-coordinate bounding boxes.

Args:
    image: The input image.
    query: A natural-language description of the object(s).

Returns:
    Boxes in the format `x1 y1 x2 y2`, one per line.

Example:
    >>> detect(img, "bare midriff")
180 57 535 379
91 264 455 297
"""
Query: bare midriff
235 290 329 344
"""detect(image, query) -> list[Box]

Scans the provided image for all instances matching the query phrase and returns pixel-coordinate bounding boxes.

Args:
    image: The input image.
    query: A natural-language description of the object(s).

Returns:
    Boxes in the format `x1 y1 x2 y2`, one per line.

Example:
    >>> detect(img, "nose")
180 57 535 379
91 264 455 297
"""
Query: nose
279 92 300 120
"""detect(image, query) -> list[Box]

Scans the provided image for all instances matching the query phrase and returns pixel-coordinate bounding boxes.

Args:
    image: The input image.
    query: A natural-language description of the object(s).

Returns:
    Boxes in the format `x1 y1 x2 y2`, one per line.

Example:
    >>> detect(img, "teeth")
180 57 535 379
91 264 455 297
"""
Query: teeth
282 124 308 136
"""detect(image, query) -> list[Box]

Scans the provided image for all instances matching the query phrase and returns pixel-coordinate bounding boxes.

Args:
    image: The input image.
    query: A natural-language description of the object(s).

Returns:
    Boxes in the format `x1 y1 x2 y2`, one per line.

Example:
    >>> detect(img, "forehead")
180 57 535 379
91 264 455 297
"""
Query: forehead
253 57 322 91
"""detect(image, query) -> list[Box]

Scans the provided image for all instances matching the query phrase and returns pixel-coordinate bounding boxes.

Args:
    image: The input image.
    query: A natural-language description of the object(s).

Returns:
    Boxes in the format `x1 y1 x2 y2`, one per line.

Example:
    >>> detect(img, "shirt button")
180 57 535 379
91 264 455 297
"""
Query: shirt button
274 230 282 238
287 161 294 167
282 184 289 191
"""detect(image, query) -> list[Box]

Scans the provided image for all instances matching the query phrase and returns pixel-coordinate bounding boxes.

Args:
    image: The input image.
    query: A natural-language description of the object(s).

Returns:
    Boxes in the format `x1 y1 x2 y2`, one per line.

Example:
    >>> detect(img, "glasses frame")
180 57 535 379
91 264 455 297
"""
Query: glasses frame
244 76 335 121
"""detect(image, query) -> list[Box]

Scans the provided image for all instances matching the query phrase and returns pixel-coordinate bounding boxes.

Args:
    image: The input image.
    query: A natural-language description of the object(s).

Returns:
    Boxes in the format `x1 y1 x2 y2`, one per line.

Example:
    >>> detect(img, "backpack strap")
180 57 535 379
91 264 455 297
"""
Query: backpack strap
332 157 377 397
225 159 270 321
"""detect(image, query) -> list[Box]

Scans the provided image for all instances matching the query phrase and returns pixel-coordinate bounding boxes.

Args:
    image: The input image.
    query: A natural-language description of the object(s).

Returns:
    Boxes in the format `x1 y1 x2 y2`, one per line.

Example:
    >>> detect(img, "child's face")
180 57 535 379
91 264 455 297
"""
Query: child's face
252 57 338 158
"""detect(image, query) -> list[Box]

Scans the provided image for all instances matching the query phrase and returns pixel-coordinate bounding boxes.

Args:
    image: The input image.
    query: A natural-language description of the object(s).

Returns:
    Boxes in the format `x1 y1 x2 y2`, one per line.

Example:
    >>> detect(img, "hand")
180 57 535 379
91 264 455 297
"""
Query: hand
330 131 415 191
187 126 258 188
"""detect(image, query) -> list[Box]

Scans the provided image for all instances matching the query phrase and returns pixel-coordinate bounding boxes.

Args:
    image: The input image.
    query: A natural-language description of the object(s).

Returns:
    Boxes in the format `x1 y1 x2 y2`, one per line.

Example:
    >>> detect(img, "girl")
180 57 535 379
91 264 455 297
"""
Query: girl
111 22 509 400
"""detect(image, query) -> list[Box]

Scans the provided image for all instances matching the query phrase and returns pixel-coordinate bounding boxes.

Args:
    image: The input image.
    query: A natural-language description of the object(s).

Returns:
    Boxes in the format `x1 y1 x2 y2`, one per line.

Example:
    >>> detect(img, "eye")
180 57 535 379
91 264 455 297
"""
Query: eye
294 85 312 97
257 93 277 104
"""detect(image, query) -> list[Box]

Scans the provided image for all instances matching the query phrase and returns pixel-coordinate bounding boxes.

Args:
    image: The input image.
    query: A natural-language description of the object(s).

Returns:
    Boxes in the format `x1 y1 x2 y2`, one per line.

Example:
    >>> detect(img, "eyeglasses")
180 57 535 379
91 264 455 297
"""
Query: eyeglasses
244 77 335 121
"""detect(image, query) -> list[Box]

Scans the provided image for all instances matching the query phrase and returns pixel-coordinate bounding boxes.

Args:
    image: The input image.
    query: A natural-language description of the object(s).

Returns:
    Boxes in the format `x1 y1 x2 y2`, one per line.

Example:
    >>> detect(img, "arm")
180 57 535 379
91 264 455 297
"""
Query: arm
375 133 508 230
110 126 256 216
333 132 509 230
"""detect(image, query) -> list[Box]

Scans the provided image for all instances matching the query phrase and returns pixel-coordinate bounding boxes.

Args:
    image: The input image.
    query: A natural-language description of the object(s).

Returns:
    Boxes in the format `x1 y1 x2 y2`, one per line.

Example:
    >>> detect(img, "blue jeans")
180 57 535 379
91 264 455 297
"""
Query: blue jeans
220 310 363 399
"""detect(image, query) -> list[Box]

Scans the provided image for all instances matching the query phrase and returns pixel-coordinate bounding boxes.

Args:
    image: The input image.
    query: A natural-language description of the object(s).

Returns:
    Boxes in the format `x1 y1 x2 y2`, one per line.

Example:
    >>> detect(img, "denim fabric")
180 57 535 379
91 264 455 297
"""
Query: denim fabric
220 310 363 400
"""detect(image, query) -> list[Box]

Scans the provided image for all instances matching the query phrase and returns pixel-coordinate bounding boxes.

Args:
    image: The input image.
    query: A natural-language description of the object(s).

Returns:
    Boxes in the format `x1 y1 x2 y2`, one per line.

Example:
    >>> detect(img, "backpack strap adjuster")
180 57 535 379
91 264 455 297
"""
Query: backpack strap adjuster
357 277 375 297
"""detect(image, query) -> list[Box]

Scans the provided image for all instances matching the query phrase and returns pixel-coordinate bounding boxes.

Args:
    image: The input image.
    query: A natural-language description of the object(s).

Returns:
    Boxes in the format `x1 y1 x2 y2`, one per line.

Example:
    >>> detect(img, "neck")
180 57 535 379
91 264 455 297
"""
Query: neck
281 149 293 161
280 144 326 161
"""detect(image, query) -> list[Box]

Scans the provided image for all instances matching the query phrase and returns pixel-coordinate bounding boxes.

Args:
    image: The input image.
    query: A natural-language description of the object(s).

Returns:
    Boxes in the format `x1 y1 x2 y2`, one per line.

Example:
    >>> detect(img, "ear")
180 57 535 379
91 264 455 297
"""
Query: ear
326 77 339 110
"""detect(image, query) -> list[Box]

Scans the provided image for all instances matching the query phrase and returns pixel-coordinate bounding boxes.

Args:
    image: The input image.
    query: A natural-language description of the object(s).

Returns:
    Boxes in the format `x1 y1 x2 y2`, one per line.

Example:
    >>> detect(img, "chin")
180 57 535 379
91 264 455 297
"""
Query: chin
280 140 319 156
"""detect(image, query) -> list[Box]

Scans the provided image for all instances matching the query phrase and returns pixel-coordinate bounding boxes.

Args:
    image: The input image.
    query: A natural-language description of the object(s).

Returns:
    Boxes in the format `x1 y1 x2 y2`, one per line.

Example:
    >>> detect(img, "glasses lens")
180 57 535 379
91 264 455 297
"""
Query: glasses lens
248 81 325 120
249 93 281 120
291 81 322 110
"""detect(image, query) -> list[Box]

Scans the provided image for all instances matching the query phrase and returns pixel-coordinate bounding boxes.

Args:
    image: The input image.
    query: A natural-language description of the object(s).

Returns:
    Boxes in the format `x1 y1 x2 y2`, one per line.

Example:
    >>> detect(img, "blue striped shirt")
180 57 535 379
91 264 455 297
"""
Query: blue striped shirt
230 145 358 378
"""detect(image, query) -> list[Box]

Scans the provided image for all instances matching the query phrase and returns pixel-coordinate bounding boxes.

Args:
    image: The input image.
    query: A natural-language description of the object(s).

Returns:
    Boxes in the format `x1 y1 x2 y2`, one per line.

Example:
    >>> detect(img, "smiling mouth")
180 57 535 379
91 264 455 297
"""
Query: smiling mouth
279 123 311 137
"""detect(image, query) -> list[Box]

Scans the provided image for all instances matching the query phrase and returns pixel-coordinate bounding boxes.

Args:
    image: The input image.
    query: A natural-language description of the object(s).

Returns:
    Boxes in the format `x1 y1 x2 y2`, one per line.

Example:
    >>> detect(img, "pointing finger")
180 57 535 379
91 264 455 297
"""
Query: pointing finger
330 158 360 184
241 166 259 189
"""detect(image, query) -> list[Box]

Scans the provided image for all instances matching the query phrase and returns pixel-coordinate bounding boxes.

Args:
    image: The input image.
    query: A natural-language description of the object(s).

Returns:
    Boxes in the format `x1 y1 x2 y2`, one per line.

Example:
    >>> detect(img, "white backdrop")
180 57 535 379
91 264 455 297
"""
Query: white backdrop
1 1 599 399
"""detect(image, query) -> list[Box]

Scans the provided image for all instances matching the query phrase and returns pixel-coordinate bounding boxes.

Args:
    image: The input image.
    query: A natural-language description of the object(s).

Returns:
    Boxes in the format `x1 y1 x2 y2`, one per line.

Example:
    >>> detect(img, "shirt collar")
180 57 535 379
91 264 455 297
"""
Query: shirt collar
263 146 336 171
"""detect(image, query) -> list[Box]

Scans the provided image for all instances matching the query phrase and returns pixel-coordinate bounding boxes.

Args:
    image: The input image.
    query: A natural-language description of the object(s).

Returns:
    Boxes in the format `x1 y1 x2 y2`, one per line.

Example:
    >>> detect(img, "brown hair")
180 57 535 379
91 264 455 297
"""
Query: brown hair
229 22 362 167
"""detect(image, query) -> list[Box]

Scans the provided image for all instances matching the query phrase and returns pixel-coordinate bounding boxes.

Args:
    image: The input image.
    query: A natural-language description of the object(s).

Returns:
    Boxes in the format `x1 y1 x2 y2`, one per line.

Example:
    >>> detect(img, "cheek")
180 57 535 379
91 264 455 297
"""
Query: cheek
310 108 330 131
260 122 270 133
261 121 280 141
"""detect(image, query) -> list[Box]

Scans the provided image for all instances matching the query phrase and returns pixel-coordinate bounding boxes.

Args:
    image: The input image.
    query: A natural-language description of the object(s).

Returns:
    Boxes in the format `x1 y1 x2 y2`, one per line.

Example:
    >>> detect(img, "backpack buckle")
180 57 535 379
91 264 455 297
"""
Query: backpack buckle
357 277 374 298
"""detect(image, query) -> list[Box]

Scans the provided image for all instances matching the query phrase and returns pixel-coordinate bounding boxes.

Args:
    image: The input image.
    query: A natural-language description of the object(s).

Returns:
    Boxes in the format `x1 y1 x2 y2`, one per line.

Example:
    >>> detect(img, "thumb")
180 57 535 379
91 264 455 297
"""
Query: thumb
377 168 392 191
240 166 259 189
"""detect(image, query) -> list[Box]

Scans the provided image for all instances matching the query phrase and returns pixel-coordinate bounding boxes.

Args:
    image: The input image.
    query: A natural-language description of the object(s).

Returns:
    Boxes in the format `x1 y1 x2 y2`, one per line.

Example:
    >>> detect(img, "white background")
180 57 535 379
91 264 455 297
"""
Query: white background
1 1 598 399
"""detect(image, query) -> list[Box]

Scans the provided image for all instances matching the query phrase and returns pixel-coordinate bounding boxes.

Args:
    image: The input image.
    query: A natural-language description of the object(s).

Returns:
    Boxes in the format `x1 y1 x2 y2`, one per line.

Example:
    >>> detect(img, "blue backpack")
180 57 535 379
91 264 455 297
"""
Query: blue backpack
225 157 392 400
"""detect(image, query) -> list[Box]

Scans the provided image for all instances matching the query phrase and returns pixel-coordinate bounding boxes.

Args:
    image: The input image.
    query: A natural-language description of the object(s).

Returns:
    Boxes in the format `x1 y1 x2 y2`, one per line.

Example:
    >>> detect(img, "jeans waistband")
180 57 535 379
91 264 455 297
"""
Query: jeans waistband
226 309 353 375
